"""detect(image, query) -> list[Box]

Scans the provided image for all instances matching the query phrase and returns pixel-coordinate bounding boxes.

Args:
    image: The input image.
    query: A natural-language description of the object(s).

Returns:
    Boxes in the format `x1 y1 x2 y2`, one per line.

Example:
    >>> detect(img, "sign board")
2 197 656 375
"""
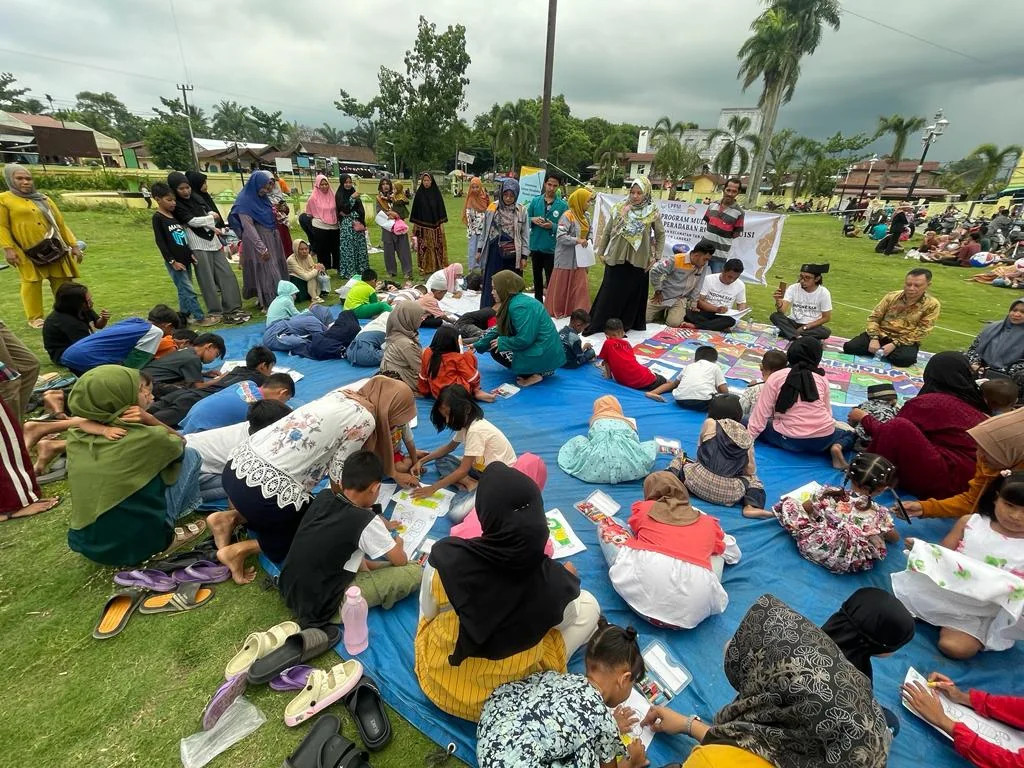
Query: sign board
592 195 784 285
457 151 475 165
296 156 310 169
517 165 546 205
274 157 294 173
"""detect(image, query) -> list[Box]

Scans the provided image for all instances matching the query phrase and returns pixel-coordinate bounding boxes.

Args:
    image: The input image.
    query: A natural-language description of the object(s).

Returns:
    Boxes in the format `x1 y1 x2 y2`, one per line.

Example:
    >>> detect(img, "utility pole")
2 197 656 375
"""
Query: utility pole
538 0 558 159
176 83 199 168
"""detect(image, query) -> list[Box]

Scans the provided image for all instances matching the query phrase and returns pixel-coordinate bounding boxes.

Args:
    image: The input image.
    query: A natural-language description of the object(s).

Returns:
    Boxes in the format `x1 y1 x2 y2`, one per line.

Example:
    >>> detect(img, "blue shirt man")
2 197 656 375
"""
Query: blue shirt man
179 374 294 434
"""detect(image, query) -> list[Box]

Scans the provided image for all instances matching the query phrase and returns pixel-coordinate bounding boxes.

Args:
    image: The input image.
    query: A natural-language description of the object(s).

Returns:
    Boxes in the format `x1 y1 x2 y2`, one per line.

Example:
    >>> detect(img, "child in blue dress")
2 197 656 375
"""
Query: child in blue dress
558 396 655 484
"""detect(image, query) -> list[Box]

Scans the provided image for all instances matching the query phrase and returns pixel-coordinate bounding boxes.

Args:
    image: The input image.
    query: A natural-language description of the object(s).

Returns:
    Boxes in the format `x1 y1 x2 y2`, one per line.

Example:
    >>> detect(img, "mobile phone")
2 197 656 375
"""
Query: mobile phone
777 281 787 293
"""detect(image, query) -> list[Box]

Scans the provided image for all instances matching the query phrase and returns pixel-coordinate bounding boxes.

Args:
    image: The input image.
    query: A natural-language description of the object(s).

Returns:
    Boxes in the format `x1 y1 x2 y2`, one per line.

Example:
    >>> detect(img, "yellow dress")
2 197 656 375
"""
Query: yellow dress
413 570 568 721
683 745 774 767
0 191 80 282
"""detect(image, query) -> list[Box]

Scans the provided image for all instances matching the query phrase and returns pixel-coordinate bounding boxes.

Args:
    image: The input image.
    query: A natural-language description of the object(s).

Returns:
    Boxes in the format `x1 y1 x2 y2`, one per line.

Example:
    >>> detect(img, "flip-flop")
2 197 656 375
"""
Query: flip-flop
201 673 248 731
137 581 214 614
224 620 301 680
146 541 220 573
35 464 67 485
246 625 342 685
345 675 392 751
0 496 60 522
156 520 208 558
172 560 231 585
269 665 314 692
282 714 369 768
283 660 364 727
113 568 177 592
92 588 145 639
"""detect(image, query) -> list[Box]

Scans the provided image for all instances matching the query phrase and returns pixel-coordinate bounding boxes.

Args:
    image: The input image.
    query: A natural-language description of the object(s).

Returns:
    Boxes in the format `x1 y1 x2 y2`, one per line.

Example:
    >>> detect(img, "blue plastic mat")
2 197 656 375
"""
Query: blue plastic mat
211 314 1020 768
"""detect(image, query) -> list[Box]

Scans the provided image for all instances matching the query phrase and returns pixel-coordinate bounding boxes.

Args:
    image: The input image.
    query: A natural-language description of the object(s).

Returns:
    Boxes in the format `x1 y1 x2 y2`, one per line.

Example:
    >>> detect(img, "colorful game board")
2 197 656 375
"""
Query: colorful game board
635 323 931 406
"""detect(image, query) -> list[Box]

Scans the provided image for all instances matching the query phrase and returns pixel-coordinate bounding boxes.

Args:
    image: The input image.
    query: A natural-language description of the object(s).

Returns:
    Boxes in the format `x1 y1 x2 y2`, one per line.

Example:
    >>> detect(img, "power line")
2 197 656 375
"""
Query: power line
839 7 985 63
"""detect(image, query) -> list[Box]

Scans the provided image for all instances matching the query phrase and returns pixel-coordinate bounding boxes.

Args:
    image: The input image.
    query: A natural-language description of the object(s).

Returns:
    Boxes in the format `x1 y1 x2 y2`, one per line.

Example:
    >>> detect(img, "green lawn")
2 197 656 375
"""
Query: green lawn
0 197 1011 768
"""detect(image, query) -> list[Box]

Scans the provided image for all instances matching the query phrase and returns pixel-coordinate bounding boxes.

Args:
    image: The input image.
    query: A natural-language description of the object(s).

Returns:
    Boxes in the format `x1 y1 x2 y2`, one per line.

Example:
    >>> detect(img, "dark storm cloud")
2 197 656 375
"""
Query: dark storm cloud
2 0 1021 159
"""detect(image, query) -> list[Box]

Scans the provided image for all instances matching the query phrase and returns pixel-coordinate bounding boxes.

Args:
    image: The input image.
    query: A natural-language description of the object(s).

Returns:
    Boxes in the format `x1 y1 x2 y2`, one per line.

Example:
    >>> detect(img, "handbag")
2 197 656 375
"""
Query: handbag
353 220 366 233
18 199 69 266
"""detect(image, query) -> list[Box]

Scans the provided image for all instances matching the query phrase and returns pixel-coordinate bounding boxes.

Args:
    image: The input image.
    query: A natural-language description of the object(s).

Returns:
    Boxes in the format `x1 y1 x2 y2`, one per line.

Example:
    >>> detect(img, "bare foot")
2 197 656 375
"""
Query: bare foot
206 510 241 549
217 542 258 585
42 390 66 415
458 476 479 492
0 496 61 522
475 390 497 403
33 438 65 473
830 444 849 470
23 419 67 450
742 505 774 519
516 374 543 388
645 392 665 402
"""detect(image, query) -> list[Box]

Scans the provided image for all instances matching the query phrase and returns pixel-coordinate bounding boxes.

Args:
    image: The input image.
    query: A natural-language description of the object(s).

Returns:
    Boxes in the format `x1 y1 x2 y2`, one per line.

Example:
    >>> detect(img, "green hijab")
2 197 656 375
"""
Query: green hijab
66 366 185 530
493 270 526 335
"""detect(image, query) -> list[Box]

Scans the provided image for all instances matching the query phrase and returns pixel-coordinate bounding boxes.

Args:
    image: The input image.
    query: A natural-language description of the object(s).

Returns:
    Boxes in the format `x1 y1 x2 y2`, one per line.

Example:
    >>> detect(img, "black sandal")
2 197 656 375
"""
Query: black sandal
283 714 370 768
345 676 391 751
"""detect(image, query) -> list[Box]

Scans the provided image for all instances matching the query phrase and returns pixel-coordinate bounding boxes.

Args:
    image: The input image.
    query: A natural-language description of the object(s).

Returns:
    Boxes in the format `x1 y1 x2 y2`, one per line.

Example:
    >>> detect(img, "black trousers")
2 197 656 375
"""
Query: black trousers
684 309 736 332
531 250 554 302
874 233 901 255
769 311 831 341
843 332 920 367
308 227 340 272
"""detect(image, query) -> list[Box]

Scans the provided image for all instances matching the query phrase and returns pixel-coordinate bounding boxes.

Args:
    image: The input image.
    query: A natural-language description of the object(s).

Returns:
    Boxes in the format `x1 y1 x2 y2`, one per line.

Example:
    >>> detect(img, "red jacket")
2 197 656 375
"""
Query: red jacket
599 337 655 390
954 689 1024 767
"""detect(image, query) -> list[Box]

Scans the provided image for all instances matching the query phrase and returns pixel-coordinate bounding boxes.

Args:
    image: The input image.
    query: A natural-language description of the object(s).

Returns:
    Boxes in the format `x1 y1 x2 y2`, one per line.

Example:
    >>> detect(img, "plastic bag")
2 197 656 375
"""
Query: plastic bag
180 696 266 768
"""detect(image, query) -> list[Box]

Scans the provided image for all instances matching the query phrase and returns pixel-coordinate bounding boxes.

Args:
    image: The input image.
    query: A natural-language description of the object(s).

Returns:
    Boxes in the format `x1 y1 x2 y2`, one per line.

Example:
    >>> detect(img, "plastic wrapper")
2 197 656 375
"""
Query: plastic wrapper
180 696 266 768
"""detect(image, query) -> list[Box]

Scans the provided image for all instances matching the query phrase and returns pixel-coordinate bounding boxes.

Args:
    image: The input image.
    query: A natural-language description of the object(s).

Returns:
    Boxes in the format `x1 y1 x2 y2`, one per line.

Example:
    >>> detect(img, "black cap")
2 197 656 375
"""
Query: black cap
800 263 829 275
867 383 897 399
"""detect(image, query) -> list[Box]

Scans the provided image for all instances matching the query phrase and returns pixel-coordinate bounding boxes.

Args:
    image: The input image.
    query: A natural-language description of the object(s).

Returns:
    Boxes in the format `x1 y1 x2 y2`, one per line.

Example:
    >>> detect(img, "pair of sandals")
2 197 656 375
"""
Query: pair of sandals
283 714 369 768
92 581 215 639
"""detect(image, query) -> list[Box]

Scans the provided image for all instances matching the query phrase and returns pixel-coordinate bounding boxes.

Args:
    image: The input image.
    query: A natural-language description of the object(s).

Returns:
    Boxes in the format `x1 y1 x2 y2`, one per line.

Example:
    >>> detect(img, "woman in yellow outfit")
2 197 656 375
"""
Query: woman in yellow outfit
1 164 83 328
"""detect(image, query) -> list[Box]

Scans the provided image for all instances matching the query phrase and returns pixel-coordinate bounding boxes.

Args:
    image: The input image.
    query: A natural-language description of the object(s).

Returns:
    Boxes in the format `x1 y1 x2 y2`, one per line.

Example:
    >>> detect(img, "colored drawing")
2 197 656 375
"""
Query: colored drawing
545 508 586 559
393 487 455 517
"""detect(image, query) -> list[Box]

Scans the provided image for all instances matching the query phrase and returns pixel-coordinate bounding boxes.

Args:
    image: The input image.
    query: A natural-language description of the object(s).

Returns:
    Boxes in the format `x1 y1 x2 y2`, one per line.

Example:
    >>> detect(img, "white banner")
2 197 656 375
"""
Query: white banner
592 195 785 285
457 151 475 165
274 157 294 173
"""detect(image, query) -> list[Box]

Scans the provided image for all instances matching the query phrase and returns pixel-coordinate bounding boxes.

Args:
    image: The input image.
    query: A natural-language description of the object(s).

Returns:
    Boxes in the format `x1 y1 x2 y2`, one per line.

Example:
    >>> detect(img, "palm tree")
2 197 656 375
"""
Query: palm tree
212 100 253 141
651 116 686 148
347 120 379 150
738 0 841 206
966 143 1024 201
317 124 346 144
790 138 822 198
875 114 926 194
752 128 801 194
495 101 537 172
707 114 759 176
653 137 703 200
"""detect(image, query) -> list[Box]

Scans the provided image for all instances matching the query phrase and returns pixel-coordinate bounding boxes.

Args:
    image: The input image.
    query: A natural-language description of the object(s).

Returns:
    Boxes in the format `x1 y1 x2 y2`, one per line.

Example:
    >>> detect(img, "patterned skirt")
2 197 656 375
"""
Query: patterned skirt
414 224 448 274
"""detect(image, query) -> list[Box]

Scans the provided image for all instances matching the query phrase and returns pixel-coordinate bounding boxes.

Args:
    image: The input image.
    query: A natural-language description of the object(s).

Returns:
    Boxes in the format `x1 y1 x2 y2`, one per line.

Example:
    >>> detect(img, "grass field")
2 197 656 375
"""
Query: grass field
0 196 1013 768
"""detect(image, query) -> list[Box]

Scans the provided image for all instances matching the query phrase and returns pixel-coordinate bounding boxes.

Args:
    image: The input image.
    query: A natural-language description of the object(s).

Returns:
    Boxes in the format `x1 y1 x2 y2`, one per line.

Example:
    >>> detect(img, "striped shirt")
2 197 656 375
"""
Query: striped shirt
703 200 745 253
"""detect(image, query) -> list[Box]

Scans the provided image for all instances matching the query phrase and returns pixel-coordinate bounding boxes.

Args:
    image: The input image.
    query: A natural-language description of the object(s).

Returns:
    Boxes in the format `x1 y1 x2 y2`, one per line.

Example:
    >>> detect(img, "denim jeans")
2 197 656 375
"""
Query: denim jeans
165 446 203 524
467 233 481 272
759 421 836 454
165 262 204 320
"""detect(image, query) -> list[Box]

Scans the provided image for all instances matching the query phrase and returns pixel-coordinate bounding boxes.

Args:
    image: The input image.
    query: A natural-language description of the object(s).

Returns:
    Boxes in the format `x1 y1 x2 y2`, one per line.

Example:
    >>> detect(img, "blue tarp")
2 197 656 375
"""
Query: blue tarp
211 312 1019 768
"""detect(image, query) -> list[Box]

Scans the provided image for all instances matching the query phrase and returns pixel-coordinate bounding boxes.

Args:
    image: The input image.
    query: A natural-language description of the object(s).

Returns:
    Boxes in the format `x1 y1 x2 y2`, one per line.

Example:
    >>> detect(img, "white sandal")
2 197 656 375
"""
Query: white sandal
224 621 301 679
283 660 364 727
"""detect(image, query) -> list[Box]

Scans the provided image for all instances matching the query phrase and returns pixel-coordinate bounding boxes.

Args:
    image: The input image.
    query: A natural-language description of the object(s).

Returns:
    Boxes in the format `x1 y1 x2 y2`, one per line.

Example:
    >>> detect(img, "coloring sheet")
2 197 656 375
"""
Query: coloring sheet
545 508 587 559
390 504 435 557
780 481 822 504
612 687 655 749
393 487 455 518
375 482 397 511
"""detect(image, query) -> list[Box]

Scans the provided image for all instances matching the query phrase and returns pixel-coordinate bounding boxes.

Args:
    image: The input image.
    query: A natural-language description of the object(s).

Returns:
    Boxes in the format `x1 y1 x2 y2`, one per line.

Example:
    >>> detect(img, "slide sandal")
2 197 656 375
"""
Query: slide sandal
284 660 364 727
224 620 301 680
246 625 342 685
137 581 214 615
145 541 219 574
270 665 314 692
173 560 231 585
345 676 392 751
156 520 208 558
201 673 248 731
282 714 369 768
92 588 145 640
113 569 177 593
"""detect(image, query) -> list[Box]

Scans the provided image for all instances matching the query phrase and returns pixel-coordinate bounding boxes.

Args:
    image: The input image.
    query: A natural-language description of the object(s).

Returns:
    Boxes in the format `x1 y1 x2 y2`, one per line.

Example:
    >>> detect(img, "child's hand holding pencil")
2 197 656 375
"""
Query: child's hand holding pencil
926 672 971 707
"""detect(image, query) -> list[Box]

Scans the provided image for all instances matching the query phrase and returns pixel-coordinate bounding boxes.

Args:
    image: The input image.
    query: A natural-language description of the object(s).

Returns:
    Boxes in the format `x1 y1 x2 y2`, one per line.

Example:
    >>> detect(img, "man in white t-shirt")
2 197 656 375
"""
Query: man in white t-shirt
770 263 833 340
684 258 748 332
645 345 728 409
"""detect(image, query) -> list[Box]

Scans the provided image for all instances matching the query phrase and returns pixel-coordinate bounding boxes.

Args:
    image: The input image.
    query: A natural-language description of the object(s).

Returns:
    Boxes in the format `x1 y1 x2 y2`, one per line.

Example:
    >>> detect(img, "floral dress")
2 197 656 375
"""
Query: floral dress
772 486 894 573
338 208 369 279
477 671 624 768
557 419 656 485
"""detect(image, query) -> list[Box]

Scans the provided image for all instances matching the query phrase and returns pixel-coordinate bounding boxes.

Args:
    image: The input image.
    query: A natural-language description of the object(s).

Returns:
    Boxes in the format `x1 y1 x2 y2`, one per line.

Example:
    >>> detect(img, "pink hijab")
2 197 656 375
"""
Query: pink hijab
442 263 463 292
449 453 554 557
305 174 338 224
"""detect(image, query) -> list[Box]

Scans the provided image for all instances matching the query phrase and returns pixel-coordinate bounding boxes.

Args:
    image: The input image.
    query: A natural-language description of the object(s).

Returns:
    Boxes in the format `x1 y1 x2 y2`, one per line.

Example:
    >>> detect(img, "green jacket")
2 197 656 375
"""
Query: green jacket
474 293 566 374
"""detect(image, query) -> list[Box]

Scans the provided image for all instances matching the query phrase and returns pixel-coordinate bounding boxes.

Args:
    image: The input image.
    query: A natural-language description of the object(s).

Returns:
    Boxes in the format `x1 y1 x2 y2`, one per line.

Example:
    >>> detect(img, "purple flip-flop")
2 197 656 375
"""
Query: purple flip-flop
113 569 177 592
202 673 248 731
269 665 314 692
172 560 231 585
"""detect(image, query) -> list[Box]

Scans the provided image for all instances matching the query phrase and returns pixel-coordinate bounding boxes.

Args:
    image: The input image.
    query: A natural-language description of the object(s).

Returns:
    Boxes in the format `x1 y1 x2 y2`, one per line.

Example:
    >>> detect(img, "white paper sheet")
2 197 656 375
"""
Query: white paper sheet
575 241 596 268
390 504 435 557
545 508 587 559
611 687 655 749
218 361 304 382
392 487 455 518
375 482 397 511
780 481 822 504
724 307 752 321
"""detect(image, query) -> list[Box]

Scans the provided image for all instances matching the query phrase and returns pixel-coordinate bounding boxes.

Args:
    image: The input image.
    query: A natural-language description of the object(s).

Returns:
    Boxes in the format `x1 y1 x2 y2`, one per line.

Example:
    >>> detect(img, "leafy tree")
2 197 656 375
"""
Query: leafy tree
68 91 146 143
0 72 31 110
651 116 688 147
966 143 1023 200
594 147 624 189
145 121 192 170
317 123 346 144
707 114 758 176
875 114 926 193
250 107 288 144
152 96 210 137
653 137 703 200
18 97 47 114
212 100 254 140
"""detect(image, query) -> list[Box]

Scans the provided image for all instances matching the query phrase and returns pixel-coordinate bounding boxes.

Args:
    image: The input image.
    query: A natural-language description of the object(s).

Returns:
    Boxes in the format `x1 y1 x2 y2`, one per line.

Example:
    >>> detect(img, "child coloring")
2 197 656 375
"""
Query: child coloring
558 396 655 485
560 308 597 369
418 325 496 402
646 345 728 409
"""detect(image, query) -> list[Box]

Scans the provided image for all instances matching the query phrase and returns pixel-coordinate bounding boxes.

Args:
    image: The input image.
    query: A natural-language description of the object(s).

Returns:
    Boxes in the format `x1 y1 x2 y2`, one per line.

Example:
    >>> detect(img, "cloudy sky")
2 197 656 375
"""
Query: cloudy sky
4 0 1022 161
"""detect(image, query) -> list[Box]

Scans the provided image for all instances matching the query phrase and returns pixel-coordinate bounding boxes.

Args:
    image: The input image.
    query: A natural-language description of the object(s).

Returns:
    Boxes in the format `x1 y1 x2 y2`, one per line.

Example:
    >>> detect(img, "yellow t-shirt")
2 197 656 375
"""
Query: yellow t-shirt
683 744 774 768
343 281 377 309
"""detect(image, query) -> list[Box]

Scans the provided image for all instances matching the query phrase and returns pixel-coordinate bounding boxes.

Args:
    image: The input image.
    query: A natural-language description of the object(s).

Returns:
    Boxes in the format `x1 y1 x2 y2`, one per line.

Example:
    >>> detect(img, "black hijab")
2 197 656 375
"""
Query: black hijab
168 171 215 238
428 462 580 666
409 173 448 228
775 336 825 414
186 170 221 220
335 174 357 214
918 351 987 413
821 587 915 682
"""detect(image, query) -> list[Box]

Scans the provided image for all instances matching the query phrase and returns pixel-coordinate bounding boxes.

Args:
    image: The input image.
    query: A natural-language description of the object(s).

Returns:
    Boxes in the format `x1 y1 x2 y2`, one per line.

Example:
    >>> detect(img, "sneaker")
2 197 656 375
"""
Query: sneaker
197 315 220 327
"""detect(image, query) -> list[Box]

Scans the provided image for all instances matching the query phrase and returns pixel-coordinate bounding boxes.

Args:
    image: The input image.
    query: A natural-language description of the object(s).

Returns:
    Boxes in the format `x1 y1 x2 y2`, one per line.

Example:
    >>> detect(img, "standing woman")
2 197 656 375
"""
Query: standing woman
545 187 594 318
336 174 369 279
410 172 449 275
0 164 83 328
229 170 288 312
304 174 340 273
463 176 489 272
584 176 664 335
168 171 243 325
478 178 529 310
376 178 413 281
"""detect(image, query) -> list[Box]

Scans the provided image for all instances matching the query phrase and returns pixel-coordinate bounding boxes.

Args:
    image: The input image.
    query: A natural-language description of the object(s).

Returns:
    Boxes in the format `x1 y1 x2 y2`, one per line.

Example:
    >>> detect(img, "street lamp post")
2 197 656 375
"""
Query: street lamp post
383 140 396 177
907 109 948 200
859 154 879 199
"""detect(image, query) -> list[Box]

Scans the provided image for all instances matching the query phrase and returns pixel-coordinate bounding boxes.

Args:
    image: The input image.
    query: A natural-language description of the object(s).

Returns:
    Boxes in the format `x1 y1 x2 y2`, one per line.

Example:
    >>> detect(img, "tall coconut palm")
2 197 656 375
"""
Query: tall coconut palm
738 0 840 206
211 100 253 141
495 101 537 172
966 143 1024 200
875 114 926 194
317 123 346 144
653 137 702 200
707 114 759 176
651 116 686 148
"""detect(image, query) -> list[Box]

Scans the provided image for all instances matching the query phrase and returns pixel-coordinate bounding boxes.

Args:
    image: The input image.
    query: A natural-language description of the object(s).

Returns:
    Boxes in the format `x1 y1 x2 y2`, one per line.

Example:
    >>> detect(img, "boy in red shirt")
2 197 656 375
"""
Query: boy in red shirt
597 318 667 391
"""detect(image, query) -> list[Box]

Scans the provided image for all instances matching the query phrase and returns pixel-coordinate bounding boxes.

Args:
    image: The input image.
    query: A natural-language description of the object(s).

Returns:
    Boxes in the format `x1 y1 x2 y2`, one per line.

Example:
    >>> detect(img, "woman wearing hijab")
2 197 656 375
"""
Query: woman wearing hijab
558 395 656 484
286 239 331 303
478 178 529 310
380 301 425 392
545 187 594 318
644 594 891 768
335 174 369 278
410 172 449 274
748 336 841 454
463 176 489 272
1 164 83 328
473 270 565 388
965 299 1024 396
377 177 413 281
65 365 203 566
228 170 288 312
304 174 340 273
168 171 243 324
414 462 600 721
185 170 222 221
212 376 417 581
584 176 665 335
600 472 733 629
848 351 987 499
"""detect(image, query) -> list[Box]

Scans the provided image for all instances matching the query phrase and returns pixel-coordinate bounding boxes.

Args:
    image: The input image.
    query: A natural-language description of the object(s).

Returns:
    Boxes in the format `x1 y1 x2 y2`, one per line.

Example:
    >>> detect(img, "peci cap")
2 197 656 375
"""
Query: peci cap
799 263 830 275
867 383 897 399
